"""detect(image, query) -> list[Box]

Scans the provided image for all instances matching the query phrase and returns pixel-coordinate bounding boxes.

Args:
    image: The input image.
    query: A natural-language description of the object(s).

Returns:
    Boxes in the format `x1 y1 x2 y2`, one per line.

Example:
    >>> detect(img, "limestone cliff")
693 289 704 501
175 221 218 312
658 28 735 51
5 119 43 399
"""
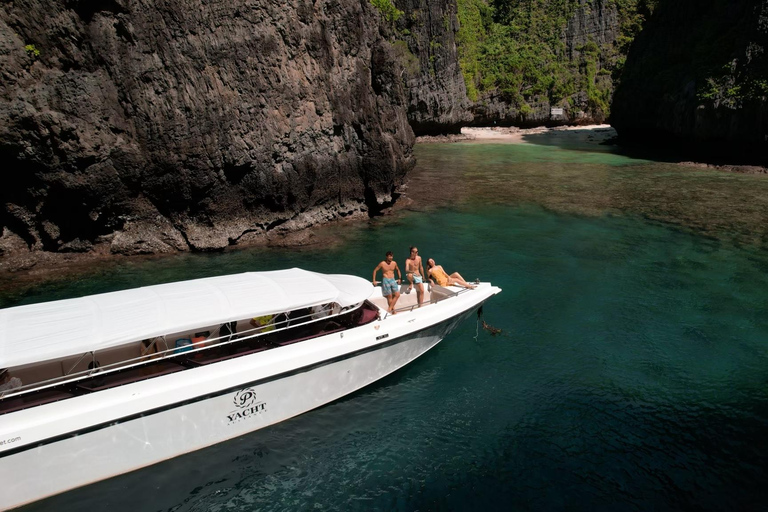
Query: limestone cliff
392 0 473 135
458 0 628 128
611 0 768 163
0 0 414 261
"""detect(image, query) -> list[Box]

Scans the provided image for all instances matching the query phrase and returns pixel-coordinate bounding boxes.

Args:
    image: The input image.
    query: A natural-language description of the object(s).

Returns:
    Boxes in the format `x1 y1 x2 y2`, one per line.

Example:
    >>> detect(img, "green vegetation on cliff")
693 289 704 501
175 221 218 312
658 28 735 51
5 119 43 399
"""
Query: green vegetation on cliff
456 0 657 118
24 44 40 58
371 0 404 23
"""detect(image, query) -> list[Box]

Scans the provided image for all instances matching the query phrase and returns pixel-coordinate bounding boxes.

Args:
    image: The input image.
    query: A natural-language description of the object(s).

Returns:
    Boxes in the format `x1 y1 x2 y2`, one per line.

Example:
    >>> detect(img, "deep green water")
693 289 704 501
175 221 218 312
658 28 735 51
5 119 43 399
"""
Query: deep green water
12 131 768 511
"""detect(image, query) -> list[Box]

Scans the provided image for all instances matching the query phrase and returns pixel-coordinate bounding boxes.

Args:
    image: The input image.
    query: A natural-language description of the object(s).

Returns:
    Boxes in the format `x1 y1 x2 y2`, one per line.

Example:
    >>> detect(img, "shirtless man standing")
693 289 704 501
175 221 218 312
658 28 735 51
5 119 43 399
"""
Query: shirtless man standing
373 251 402 315
405 246 425 307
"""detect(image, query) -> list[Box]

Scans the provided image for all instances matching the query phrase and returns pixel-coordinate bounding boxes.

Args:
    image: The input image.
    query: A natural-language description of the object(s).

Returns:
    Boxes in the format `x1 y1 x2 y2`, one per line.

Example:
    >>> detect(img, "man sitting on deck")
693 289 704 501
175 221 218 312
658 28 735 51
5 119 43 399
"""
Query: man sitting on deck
372 251 402 315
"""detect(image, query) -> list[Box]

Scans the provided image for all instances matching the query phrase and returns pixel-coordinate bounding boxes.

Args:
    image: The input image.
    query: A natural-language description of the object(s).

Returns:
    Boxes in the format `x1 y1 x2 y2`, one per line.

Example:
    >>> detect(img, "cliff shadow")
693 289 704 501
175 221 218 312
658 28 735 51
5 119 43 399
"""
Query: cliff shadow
519 127 760 167
519 126 635 156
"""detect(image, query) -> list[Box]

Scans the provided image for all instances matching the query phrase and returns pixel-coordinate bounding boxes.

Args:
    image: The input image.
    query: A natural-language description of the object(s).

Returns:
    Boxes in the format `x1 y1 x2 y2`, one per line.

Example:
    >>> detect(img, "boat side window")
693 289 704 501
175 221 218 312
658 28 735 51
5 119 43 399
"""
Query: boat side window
0 368 22 394
0 301 373 409
357 302 380 326
288 308 312 326
5 360 63 392
335 308 356 329
310 304 333 320
250 315 276 333
276 308 313 340
141 339 160 361
62 351 96 376
220 321 237 341
318 319 342 332
192 331 210 348
88 360 105 386
331 302 377 329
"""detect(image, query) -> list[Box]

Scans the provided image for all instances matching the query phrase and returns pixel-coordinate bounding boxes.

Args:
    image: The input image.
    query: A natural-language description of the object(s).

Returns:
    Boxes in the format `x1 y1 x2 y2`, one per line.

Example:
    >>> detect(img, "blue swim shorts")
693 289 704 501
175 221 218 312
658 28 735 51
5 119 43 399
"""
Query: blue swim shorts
412 274 423 284
381 277 398 296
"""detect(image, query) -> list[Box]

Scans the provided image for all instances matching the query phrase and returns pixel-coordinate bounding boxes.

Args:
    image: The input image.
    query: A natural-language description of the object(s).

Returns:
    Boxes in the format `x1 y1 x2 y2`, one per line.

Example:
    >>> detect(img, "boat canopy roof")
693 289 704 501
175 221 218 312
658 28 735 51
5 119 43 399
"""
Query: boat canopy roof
0 269 373 368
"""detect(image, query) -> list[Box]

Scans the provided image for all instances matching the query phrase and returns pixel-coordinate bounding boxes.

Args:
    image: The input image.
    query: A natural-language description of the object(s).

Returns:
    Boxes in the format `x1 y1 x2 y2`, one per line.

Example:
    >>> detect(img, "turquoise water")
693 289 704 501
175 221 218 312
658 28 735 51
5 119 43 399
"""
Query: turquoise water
12 133 768 510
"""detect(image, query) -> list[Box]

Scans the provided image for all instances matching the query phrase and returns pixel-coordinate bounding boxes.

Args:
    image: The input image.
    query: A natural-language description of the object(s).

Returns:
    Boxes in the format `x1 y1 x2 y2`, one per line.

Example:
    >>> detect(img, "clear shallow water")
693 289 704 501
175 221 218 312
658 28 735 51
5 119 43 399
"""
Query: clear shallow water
406 134 768 246
11 134 768 511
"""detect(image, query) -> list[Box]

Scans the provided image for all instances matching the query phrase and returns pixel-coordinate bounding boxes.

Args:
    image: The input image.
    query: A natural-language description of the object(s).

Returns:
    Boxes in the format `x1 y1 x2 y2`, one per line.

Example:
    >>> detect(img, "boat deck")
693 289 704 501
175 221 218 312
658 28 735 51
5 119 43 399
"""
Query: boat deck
368 283 459 314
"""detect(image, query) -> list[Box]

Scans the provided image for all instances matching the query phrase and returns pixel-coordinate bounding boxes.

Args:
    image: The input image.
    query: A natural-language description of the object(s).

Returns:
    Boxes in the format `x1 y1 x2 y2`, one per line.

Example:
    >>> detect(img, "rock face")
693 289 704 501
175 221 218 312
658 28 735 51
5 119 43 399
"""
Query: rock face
466 0 623 128
0 0 414 260
564 0 619 61
611 0 768 163
393 0 473 135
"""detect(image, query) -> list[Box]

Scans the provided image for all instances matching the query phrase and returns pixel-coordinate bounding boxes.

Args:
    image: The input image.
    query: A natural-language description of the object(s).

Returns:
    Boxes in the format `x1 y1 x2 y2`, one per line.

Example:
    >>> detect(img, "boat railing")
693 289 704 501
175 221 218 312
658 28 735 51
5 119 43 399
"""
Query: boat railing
382 285 474 318
0 302 360 400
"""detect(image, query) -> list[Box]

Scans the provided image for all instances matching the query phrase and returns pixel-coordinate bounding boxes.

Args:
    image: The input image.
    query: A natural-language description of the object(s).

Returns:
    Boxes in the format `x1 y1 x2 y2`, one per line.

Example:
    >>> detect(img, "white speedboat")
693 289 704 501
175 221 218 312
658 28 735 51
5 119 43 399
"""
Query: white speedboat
0 268 500 509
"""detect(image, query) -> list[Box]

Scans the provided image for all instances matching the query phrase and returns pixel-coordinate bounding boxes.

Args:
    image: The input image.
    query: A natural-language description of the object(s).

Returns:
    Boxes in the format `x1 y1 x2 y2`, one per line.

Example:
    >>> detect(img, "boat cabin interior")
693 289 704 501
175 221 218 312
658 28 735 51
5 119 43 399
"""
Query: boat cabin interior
0 300 381 415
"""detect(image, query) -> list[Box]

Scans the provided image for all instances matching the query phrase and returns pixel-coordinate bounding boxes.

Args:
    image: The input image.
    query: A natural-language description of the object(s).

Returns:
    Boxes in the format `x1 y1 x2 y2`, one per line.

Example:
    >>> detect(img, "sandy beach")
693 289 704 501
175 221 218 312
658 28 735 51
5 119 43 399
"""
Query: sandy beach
417 124 617 145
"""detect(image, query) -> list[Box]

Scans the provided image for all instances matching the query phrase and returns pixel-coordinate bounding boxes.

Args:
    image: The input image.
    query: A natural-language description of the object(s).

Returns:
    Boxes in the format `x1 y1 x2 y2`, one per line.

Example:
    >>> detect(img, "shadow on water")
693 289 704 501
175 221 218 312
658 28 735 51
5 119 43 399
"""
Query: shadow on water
520 125 698 164
521 126 768 167
520 126 625 154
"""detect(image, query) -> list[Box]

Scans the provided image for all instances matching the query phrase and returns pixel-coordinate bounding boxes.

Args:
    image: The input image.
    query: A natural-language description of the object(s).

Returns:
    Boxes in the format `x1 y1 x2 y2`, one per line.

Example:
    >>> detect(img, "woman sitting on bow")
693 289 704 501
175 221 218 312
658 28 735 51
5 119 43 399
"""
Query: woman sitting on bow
426 259 476 289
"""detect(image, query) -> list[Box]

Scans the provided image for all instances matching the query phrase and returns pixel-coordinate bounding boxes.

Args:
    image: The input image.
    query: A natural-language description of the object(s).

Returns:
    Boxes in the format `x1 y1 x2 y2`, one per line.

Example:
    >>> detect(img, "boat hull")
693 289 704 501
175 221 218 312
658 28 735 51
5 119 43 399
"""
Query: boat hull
0 304 480 510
